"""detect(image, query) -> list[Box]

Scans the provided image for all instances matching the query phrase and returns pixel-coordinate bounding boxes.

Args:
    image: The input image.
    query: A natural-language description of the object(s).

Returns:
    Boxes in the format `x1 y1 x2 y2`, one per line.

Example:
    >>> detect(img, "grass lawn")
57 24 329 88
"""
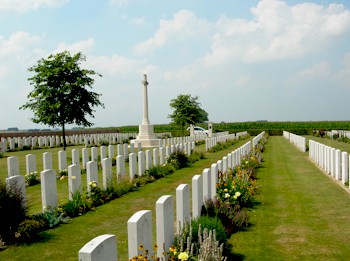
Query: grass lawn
230 136 350 260
0 138 251 260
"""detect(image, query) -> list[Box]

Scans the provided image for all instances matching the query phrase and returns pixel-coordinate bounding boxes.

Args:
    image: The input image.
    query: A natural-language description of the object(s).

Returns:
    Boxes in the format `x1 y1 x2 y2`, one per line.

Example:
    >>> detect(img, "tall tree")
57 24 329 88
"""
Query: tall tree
20 51 104 150
168 94 208 135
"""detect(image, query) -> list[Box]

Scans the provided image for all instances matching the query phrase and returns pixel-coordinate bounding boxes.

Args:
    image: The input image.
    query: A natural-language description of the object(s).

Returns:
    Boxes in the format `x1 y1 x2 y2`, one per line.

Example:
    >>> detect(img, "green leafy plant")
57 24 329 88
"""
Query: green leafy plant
57 169 68 180
61 191 91 217
32 206 69 229
25 171 40 186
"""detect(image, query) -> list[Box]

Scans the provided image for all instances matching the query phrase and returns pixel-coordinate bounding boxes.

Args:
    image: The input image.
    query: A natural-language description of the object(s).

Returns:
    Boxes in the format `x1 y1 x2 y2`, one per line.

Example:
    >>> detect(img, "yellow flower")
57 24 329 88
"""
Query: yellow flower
224 193 230 199
71 175 76 180
178 252 189 260
169 245 176 252
235 191 241 197
60 176 66 180
224 188 228 192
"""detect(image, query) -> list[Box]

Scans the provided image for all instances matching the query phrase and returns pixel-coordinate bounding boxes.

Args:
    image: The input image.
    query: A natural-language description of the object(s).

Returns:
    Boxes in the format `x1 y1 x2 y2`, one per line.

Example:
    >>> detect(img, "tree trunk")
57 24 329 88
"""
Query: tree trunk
62 122 67 150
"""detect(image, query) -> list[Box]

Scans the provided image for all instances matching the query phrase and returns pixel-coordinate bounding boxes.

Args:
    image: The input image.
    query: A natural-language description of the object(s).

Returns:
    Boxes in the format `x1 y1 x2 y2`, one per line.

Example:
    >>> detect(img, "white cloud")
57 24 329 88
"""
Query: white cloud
108 0 128 6
0 0 68 13
201 0 350 66
133 10 212 54
0 31 41 58
85 54 141 75
52 38 95 55
130 17 145 26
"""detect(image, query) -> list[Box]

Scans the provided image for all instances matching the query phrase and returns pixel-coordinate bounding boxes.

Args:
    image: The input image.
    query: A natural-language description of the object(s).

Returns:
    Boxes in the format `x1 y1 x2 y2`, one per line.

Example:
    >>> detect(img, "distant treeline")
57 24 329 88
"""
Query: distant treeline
2 121 350 138
119 121 350 136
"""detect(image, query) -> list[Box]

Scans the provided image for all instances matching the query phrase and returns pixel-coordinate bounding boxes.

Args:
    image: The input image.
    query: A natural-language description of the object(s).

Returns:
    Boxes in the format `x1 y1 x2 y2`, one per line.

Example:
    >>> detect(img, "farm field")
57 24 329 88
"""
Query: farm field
2 135 350 260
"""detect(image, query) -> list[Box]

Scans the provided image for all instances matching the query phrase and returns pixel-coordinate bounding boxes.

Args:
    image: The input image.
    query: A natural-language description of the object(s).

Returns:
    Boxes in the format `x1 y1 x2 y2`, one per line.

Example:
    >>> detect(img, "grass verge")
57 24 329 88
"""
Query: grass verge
230 136 350 260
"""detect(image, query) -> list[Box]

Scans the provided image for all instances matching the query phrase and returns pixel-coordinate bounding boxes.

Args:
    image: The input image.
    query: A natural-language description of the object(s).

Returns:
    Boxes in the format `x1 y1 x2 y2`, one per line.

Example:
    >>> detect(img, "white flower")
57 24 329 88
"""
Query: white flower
71 176 76 180
224 193 230 199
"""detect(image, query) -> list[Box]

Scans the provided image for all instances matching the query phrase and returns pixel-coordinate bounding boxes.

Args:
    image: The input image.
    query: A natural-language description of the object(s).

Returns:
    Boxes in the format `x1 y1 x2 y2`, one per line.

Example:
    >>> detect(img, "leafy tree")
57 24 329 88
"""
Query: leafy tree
20 51 104 150
168 94 208 135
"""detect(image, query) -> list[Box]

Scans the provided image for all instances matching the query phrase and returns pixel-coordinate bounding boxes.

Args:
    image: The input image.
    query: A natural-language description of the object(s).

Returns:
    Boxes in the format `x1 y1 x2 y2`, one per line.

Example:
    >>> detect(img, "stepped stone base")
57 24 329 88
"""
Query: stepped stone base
130 124 160 147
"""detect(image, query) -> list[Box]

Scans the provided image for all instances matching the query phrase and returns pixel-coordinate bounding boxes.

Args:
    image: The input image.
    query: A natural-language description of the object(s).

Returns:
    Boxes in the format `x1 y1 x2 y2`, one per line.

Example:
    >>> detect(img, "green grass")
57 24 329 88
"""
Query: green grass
0 139 250 260
230 136 350 260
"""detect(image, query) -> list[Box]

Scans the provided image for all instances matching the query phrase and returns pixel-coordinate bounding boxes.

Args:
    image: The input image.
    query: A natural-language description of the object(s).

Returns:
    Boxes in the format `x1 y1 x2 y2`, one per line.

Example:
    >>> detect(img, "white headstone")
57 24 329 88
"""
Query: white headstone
156 195 174 259
127 210 152 259
68 164 82 200
41 169 58 210
176 184 190 233
78 234 117 261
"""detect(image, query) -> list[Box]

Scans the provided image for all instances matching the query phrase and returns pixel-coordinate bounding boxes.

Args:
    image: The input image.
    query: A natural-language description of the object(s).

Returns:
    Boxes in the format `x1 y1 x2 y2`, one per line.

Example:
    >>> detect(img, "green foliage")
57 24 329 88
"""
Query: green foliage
187 150 205 164
183 215 228 256
0 153 4 158
144 165 175 179
16 218 46 242
168 94 208 134
19 51 104 149
32 206 69 229
0 180 28 244
57 169 68 180
61 191 91 217
166 151 190 169
25 171 40 186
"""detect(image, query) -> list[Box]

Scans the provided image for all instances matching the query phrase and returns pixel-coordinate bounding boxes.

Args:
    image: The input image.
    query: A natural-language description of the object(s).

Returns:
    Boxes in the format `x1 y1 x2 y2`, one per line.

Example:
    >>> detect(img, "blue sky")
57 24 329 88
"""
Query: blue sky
1 0 350 130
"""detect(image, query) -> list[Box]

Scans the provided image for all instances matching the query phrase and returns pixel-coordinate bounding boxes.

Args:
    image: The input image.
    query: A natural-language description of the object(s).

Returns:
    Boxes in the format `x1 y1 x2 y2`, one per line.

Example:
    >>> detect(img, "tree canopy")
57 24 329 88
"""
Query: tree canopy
20 51 104 149
168 94 208 134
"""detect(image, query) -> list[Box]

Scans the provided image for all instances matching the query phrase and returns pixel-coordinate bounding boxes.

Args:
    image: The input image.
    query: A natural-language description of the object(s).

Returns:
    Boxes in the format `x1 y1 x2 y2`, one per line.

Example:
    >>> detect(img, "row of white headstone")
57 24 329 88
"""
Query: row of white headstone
0 133 137 152
77 132 266 261
206 131 249 151
283 131 306 152
7 138 197 177
309 140 349 186
0 131 180 153
326 130 350 139
5 140 196 210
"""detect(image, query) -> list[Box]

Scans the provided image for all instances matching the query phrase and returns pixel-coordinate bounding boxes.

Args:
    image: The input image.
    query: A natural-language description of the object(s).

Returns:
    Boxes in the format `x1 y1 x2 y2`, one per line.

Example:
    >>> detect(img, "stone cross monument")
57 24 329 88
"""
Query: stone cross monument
131 74 160 147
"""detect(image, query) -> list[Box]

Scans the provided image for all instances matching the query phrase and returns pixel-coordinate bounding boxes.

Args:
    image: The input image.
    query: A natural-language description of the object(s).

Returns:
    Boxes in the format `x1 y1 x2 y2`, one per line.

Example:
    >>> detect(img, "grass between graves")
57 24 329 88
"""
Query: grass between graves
230 136 350 260
0 139 251 260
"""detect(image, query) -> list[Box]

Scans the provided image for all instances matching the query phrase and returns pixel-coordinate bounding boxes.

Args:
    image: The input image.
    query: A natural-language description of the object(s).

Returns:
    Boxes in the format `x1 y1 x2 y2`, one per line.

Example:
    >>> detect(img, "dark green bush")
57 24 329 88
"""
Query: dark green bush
16 218 46 242
166 151 189 169
0 180 28 244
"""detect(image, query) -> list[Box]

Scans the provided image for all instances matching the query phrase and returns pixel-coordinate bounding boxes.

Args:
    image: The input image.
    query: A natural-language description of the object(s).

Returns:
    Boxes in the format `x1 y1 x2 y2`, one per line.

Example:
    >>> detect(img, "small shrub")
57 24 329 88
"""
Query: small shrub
166 151 189 169
25 171 40 186
61 191 91 217
32 206 68 229
16 218 46 242
0 153 4 158
178 215 228 255
57 169 68 180
0 180 28 244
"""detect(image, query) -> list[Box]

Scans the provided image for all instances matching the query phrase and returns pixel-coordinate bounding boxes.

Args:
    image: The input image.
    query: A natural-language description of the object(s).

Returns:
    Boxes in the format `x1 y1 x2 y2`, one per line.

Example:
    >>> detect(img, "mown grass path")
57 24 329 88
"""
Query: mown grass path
230 136 350 260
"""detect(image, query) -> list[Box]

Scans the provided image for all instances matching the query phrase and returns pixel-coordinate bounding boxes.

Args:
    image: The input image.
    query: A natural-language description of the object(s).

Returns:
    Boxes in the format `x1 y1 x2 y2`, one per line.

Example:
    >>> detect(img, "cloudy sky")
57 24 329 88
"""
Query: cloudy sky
1 0 350 130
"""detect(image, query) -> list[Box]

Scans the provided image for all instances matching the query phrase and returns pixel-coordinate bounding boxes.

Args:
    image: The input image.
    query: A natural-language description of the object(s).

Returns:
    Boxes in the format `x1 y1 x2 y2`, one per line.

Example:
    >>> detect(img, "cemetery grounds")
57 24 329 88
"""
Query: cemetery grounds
1 136 350 259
